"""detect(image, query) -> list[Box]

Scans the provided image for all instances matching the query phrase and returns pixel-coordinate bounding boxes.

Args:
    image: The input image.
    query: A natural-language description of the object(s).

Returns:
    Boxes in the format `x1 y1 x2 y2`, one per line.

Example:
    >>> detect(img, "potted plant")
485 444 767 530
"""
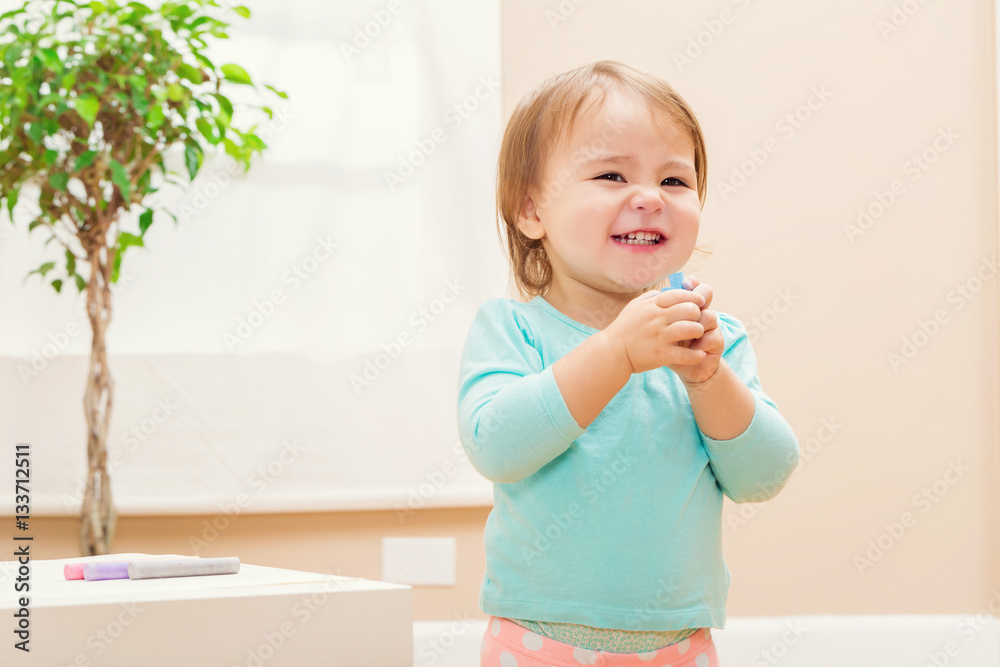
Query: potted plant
0 0 287 555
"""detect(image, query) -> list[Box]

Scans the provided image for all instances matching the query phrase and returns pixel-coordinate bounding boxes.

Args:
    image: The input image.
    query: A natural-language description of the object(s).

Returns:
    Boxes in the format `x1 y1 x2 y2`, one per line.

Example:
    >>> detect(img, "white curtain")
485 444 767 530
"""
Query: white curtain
0 0 504 514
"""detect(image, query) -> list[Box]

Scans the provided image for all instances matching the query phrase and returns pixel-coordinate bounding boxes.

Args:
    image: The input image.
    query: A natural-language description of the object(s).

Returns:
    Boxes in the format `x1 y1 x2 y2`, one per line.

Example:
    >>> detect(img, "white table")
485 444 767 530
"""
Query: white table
0 553 412 667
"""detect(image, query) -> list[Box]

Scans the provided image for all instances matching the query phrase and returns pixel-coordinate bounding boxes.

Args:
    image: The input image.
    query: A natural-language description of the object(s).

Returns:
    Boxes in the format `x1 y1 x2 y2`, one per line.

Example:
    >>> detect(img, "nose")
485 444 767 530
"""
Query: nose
630 185 664 214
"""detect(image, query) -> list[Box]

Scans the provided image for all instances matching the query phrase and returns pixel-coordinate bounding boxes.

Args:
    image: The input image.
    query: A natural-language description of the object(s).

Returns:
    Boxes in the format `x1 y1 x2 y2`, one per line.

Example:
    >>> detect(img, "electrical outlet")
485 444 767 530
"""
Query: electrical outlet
382 537 456 586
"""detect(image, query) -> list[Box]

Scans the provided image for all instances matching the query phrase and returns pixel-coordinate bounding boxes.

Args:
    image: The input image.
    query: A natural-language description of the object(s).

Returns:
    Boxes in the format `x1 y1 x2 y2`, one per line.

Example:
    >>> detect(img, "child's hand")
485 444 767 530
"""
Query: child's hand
602 287 707 375
670 275 725 386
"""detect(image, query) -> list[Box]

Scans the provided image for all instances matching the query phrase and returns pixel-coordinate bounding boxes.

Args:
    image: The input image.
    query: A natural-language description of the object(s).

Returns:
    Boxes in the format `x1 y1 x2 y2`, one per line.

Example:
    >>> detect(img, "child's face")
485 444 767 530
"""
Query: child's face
518 91 701 295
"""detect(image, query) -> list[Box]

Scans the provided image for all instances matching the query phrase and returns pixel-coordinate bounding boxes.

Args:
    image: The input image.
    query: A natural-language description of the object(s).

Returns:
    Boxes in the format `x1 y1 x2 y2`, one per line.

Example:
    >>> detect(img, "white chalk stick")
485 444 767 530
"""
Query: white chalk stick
127 556 241 580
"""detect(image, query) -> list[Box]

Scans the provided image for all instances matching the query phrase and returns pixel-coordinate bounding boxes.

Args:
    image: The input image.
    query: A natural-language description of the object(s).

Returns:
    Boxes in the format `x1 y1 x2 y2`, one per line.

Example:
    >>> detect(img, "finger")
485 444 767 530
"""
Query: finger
683 275 699 290
655 287 706 309
664 319 705 344
689 328 724 352
698 309 719 331
691 283 713 310
671 346 707 365
660 301 704 325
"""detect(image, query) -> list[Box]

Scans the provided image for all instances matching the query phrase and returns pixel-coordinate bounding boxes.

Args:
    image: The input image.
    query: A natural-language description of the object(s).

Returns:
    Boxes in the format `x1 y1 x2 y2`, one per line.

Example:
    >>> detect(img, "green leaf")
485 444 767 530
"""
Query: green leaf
31 261 56 278
244 134 266 151
43 149 59 165
76 95 100 126
38 48 61 70
119 231 144 249
265 84 288 100
233 5 251 18
189 15 216 30
111 250 121 283
65 249 76 276
0 7 26 21
220 63 252 86
196 117 220 144
110 159 130 200
192 51 214 70
51 278 63 293
27 220 44 233
213 93 233 117
6 188 19 216
75 274 86 291
183 143 202 180
139 209 153 235
147 104 165 131
74 150 97 170
177 63 203 84
49 172 69 191
27 123 43 143
167 82 185 101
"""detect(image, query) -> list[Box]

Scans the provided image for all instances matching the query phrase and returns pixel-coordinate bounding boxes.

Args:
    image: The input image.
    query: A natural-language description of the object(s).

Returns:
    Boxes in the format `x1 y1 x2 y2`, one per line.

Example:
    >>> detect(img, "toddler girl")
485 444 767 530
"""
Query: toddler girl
457 60 799 667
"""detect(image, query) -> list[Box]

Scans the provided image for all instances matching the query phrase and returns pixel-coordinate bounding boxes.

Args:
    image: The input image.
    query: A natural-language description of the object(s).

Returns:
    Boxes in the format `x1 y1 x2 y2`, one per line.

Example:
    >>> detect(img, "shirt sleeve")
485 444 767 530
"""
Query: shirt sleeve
456 299 587 484
699 312 800 504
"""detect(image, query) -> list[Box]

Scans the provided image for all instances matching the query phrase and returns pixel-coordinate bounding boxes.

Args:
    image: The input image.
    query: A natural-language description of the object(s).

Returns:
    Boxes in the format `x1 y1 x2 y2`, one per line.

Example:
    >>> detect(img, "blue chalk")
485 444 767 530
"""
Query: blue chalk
661 272 687 291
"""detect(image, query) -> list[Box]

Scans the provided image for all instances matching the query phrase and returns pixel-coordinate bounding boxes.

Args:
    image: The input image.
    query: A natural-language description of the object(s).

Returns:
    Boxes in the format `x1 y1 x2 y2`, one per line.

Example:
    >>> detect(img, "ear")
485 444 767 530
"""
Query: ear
516 194 545 240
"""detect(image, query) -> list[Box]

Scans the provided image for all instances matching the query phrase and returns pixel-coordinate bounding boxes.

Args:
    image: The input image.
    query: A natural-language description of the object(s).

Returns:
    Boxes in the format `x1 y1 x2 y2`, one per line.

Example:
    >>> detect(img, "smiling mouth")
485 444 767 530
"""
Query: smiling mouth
611 234 664 246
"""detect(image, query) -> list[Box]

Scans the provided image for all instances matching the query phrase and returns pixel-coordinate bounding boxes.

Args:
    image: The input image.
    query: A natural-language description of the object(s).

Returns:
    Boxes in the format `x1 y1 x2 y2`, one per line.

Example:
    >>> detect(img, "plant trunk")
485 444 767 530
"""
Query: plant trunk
80 245 117 556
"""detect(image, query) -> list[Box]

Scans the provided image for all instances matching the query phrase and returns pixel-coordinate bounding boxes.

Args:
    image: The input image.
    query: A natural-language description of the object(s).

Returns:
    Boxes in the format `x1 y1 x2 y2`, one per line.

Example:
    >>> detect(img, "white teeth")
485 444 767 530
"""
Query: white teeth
613 231 661 246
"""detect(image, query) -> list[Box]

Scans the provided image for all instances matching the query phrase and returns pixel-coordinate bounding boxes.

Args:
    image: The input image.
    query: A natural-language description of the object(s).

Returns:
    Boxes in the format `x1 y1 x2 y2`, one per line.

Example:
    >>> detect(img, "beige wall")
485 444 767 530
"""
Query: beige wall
14 0 1000 623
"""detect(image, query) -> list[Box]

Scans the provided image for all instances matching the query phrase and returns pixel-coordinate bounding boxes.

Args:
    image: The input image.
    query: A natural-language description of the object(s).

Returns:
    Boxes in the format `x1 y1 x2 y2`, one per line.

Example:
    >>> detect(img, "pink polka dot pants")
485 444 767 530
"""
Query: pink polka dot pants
481 616 721 667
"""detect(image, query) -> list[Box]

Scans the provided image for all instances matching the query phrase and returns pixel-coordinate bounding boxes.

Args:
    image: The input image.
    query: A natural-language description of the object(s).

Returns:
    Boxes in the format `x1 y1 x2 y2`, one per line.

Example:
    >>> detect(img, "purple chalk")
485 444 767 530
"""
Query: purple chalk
84 561 132 581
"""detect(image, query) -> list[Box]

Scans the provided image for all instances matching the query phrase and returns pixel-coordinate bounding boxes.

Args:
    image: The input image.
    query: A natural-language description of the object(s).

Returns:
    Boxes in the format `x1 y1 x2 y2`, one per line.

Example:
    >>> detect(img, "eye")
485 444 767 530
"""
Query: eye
596 172 626 183
662 177 689 187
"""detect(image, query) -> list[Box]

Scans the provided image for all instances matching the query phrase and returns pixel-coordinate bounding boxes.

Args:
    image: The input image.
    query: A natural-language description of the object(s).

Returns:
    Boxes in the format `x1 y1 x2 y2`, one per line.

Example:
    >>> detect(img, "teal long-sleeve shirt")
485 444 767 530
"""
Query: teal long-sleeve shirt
456 295 800 631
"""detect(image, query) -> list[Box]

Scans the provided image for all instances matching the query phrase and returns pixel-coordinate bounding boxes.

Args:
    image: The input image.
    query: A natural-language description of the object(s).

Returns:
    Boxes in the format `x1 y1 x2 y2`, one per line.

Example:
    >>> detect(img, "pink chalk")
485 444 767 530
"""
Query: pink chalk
63 563 87 580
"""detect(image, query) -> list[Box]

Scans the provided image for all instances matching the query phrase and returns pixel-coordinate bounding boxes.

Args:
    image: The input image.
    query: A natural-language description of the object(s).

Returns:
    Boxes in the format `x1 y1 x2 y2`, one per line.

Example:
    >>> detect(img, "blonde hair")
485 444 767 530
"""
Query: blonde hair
496 60 712 302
